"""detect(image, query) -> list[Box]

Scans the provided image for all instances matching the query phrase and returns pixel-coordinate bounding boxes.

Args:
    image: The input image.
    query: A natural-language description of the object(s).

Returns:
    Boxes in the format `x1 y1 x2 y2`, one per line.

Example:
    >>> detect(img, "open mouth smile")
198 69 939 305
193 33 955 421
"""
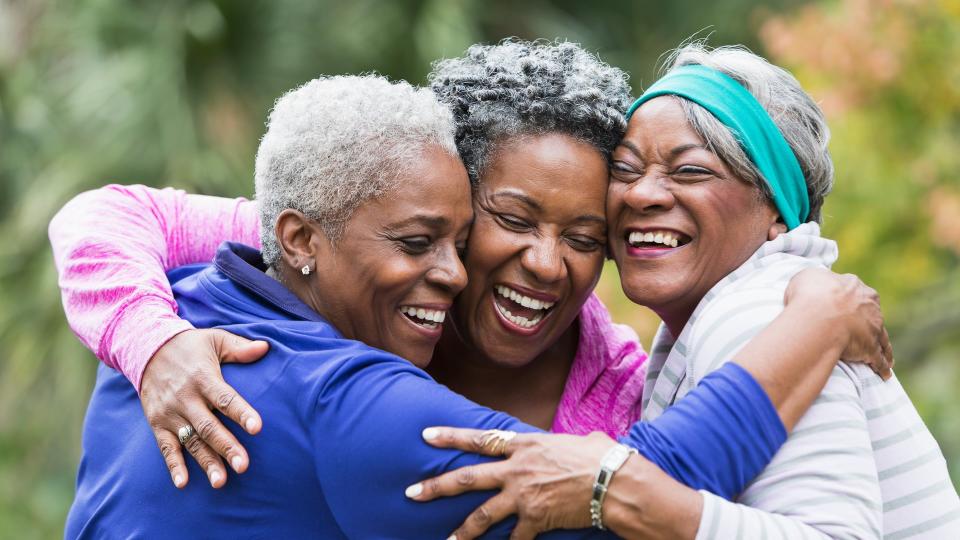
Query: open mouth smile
398 306 447 334
491 284 557 334
624 228 692 257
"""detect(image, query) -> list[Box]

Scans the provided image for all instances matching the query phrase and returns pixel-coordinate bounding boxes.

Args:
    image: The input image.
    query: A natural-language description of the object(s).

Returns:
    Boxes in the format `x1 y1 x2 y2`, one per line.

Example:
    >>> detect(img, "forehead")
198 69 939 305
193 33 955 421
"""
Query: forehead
621 97 704 150
366 148 472 220
482 133 608 209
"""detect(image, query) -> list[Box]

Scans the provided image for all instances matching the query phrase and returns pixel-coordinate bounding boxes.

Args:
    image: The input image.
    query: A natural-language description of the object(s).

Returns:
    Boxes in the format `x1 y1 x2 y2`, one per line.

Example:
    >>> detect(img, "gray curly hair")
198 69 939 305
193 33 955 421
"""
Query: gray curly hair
428 39 632 184
254 74 458 267
660 43 834 223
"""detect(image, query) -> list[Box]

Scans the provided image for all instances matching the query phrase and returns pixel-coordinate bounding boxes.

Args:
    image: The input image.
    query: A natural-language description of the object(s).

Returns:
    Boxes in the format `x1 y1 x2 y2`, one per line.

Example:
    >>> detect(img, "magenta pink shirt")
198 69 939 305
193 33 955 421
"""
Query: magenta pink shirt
49 185 647 437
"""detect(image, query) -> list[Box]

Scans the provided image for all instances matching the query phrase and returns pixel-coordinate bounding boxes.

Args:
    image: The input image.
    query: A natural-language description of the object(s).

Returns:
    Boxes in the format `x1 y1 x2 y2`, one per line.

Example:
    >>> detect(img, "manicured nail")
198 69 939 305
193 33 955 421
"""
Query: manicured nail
447 535 457 540
422 427 439 441
209 470 222 486
405 483 423 498
245 418 257 432
231 456 243 472
174 474 184 488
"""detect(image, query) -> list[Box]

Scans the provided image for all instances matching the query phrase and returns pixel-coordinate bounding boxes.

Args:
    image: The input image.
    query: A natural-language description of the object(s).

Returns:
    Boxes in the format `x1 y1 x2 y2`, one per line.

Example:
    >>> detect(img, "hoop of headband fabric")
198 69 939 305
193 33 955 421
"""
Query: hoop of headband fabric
625 64 810 230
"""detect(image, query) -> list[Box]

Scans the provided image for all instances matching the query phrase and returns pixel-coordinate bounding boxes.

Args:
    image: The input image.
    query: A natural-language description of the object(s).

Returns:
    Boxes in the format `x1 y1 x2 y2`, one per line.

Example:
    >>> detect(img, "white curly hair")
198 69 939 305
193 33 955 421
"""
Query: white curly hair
254 74 458 267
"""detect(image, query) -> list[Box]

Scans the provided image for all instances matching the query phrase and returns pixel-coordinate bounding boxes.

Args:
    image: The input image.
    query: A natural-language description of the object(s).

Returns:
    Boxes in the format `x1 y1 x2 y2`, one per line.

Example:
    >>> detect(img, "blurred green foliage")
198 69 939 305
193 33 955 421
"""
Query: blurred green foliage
1 0 957 537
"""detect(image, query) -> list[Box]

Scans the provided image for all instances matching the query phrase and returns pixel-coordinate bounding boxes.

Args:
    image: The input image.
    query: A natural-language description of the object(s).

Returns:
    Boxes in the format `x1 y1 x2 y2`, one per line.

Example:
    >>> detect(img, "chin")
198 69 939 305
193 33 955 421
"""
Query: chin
474 339 539 369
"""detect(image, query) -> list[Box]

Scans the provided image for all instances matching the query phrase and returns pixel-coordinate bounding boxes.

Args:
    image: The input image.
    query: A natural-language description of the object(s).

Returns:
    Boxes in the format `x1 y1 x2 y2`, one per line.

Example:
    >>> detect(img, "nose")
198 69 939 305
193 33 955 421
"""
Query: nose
520 238 566 285
623 174 676 213
426 243 468 294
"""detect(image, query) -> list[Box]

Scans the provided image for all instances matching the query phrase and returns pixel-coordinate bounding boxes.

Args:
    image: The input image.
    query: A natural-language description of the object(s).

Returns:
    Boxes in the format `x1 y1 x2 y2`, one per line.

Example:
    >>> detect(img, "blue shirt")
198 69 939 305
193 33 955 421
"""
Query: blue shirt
65 242 786 539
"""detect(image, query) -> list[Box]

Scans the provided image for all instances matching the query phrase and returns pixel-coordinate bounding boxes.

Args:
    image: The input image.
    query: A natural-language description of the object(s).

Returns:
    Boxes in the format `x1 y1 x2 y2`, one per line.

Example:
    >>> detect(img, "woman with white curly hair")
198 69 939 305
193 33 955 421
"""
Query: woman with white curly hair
55 42 889 538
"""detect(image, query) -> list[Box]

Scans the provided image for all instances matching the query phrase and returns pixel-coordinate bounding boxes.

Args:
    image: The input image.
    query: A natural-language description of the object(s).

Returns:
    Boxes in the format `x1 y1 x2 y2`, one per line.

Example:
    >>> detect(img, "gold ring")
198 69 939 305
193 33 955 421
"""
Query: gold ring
479 429 517 456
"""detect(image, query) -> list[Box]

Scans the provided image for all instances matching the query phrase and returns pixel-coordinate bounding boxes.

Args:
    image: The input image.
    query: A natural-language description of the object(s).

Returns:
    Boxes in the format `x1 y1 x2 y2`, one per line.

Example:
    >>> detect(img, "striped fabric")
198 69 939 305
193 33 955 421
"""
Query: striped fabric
641 223 960 539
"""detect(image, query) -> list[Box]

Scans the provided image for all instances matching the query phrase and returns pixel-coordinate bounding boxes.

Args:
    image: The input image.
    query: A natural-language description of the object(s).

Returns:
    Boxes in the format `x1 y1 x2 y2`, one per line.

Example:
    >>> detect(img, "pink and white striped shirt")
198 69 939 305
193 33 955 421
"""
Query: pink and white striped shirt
49 184 648 437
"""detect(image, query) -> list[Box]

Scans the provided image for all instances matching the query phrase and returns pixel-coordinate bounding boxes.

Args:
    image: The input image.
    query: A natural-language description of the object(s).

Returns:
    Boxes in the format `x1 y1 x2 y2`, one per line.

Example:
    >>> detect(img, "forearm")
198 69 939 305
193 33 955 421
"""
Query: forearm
731 301 845 431
621 363 785 500
602 456 701 539
49 184 259 389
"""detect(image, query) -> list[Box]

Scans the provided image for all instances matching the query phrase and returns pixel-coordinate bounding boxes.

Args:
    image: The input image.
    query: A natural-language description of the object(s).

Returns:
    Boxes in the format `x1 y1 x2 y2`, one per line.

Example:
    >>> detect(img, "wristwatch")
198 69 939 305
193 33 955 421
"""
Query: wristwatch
590 443 638 530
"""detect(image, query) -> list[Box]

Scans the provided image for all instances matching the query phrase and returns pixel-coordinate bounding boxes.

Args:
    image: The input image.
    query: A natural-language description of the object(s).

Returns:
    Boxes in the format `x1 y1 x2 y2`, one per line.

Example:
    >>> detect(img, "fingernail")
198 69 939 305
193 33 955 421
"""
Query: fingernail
245 418 257 432
174 474 184 488
447 535 457 540
231 456 243 472
209 470 222 486
405 483 423 498
422 427 439 441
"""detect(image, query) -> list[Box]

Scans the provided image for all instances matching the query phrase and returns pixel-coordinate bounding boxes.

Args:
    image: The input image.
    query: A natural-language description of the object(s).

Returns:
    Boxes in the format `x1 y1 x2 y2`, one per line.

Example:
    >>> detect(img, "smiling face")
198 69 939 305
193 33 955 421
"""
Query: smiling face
607 97 782 333
309 145 473 367
450 133 609 367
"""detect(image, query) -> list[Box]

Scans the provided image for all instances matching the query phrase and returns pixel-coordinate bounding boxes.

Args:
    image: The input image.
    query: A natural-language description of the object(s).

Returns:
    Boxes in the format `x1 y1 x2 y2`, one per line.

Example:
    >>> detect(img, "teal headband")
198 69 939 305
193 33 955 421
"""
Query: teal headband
625 64 809 229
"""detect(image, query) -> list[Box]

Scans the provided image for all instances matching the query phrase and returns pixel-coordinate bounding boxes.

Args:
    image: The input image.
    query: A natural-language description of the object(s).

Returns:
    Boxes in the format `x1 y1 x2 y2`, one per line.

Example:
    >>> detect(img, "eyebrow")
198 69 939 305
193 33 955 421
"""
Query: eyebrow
616 141 708 159
669 143 708 157
490 190 543 212
491 190 605 226
386 214 451 229
617 140 642 157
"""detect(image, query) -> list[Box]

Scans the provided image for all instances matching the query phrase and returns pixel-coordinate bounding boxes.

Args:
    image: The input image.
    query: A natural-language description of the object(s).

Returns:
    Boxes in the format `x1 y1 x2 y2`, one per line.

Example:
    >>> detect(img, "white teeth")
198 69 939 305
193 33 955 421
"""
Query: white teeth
400 306 446 326
494 303 545 329
494 286 555 311
627 230 685 248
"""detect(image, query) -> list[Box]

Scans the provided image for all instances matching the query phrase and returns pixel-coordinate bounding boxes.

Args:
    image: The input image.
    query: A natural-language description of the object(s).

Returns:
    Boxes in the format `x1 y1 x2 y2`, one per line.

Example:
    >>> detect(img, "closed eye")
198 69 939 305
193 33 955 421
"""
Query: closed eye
610 161 642 183
674 165 714 176
565 235 604 252
398 236 431 254
495 213 532 231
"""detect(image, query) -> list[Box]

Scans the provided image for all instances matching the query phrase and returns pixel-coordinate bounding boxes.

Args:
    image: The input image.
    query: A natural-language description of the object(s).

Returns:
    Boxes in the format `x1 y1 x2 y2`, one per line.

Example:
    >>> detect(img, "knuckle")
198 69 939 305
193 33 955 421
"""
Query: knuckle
470 433 486 452
425 477 442 496
195 419 218 441
472 504 493 525
184 436 205 455
456 467 476 486
525 501 547 522
158 441 177 461
215 390 236 411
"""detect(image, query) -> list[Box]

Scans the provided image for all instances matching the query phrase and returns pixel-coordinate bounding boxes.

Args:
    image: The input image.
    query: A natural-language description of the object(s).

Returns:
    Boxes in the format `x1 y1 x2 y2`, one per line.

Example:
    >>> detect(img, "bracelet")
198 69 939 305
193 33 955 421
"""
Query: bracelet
590 443 638 530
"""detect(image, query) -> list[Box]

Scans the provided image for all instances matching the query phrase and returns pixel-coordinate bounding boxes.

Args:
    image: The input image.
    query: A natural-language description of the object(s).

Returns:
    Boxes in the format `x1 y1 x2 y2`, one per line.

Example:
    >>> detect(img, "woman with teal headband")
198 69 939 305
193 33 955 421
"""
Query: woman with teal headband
410 43 959 539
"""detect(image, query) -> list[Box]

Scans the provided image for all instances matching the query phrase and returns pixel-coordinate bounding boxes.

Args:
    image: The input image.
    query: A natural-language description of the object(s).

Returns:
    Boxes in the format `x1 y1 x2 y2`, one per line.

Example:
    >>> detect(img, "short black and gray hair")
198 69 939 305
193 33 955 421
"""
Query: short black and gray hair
428 39 632 184
254 74 457 267
660 43 834 223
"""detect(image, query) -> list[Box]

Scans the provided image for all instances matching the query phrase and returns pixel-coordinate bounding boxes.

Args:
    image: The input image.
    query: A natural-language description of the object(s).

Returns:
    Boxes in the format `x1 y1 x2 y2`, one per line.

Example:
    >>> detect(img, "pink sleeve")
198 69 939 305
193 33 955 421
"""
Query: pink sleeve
49 184 261 391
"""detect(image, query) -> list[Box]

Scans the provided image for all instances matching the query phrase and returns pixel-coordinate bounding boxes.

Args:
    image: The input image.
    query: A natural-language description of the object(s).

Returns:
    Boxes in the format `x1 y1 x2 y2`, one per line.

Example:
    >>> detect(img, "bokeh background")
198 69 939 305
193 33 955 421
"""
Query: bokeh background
2 0 959 536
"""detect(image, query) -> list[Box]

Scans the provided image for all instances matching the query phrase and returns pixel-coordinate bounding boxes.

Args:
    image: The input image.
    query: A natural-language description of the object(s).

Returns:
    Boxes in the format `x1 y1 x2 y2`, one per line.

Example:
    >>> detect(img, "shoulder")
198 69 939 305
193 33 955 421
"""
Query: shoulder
577 293 647 368
556 294 647 436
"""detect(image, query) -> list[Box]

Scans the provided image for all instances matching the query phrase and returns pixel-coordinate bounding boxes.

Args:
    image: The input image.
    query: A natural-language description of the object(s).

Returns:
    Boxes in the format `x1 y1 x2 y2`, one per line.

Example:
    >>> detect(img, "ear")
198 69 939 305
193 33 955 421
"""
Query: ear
767 219 788 241
274 209 329 272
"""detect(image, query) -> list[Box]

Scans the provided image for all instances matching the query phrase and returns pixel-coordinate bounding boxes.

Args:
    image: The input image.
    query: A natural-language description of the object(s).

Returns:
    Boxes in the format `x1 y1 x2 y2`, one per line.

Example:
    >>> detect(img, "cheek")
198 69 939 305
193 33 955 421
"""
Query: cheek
463 221 519 283
370 258 424 298
606 183 627 218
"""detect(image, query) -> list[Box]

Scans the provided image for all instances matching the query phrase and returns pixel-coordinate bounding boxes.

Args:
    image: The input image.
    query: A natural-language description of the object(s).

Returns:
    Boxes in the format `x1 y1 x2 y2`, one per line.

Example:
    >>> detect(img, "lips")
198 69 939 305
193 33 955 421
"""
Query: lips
625 228 692 249
398 304 449 337
491 283 557 334
620 227 693 259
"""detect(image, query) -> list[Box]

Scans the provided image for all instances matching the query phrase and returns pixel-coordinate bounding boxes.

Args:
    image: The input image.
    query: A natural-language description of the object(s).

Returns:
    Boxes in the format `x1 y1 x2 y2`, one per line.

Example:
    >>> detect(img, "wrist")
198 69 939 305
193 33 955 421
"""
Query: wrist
590 443 637 530
601 455 701 539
